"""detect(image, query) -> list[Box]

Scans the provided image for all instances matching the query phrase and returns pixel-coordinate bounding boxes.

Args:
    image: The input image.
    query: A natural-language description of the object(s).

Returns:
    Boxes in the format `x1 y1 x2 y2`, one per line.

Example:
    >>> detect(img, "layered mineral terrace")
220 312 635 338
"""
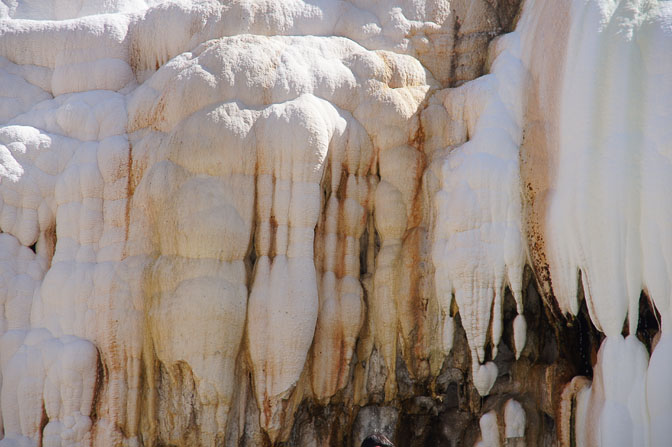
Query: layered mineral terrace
0 0 671 446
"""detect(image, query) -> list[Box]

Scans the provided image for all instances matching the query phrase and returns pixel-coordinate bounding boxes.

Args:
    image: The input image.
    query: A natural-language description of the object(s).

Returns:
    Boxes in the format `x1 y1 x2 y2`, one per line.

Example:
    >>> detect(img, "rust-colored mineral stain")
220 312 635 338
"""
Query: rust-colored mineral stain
519 0 570 317
124 141 134 246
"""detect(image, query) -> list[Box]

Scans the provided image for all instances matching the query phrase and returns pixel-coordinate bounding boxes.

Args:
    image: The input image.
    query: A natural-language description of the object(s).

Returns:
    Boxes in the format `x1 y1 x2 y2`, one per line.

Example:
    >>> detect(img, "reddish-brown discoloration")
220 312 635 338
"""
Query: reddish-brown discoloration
519 0 571 320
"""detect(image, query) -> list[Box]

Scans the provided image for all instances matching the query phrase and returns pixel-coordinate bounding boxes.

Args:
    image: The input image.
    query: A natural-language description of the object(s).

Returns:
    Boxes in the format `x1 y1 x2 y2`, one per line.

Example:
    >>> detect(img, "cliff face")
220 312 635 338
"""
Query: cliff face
0 1 670 446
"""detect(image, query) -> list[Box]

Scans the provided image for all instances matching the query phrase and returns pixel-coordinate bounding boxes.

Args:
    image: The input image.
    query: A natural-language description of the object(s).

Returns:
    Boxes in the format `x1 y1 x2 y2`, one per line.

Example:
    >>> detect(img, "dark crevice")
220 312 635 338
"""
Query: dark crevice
90 348 105 426
246 166 259 291
553 270 603 380
637 290 660 353
246 231 257 279
497 0 525 32
448 10 460 87
359 227 369 277
45 224 57 268
39 401 48 447
572 298 603 379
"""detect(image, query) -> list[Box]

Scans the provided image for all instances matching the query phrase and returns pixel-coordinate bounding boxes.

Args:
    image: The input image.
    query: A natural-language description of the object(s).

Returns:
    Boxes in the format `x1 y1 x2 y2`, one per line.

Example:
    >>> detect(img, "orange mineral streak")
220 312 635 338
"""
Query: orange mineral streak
519 0 571 317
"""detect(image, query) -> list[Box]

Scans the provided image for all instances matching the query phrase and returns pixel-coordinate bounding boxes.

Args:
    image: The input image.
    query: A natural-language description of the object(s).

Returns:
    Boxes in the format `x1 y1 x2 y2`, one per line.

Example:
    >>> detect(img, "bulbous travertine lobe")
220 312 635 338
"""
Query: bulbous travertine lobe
126 31 431 443
130 99 255 445
311 116 372 402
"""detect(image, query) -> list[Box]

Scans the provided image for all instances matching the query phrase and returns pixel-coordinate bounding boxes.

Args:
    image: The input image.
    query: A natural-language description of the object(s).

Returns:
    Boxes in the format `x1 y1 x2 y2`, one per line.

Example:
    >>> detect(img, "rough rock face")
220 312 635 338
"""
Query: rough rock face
0 0 671 446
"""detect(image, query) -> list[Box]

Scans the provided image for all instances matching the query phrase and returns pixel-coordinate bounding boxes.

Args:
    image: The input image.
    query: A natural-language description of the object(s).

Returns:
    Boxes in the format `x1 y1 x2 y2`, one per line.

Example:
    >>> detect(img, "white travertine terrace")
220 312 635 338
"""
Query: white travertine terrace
0 0 671 446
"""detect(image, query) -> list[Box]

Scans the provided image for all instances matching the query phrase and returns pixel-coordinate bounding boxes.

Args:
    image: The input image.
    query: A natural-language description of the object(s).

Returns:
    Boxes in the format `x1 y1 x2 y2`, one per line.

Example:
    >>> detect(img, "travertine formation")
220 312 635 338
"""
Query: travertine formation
0 0 670 446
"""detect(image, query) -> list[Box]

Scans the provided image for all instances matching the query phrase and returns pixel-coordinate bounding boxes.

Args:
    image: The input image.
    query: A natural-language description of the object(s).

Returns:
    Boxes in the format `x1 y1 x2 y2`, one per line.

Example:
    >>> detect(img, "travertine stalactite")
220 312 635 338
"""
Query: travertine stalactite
1 0 671 446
